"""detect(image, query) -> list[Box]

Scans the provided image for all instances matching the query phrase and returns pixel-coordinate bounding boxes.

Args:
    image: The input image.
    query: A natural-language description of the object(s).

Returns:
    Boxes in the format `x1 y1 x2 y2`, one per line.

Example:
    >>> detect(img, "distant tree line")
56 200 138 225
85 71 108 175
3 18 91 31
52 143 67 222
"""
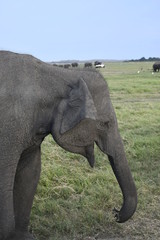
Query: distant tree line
125 57 160 62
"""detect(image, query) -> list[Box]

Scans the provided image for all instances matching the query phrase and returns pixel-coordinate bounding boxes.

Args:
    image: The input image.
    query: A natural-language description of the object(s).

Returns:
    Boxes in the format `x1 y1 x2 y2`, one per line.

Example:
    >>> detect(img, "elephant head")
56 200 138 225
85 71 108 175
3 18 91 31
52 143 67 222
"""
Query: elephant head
51 73 137 223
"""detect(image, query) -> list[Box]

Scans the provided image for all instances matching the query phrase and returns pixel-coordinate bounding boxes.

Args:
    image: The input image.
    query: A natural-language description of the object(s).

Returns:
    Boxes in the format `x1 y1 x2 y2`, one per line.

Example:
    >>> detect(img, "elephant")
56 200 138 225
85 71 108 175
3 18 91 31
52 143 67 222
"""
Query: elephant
0 51 137 240
153 62 160 72
84 62 92 68
71 62 78 67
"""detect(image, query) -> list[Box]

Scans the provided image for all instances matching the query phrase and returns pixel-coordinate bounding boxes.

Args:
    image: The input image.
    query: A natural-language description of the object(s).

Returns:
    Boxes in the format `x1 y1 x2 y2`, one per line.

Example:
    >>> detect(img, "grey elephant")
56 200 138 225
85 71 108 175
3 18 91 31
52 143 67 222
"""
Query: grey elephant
0 51 137 240
153 62 160 72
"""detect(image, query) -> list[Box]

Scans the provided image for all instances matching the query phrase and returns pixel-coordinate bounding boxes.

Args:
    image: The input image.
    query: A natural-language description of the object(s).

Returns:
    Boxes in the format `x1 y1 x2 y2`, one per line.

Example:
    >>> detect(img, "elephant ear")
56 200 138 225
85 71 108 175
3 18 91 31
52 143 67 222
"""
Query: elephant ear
59 78 97 135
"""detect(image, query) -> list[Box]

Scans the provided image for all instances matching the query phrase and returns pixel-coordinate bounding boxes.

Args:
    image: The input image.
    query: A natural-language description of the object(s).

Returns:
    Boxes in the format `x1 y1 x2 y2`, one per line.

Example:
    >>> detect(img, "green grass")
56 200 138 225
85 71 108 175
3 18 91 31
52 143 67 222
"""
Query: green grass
30 62 160 240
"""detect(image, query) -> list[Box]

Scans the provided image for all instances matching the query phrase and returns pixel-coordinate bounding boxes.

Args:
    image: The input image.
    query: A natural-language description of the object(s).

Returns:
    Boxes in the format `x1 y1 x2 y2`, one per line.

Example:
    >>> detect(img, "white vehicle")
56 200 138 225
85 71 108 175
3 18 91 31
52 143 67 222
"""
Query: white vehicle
95 63 105 68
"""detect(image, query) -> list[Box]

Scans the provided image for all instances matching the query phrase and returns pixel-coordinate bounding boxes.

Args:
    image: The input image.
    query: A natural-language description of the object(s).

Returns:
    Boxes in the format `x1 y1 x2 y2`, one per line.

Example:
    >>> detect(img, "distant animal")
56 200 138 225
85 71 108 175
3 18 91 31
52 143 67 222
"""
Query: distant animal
64 64 71 69
53 64 63 68
84 62 92 68
153 62 160 72
72 62 78 67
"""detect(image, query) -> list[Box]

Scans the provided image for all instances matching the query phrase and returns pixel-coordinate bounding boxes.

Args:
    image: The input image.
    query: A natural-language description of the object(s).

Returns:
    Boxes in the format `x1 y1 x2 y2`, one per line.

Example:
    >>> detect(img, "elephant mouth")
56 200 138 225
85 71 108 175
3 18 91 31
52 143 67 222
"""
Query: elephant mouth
85 144 95 168
58 140 95 168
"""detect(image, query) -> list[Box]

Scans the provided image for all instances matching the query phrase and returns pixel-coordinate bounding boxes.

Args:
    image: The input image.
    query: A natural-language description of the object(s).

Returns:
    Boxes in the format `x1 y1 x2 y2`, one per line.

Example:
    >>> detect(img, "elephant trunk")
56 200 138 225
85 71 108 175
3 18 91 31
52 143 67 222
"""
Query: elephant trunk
96 130 137 223
109 153 137 223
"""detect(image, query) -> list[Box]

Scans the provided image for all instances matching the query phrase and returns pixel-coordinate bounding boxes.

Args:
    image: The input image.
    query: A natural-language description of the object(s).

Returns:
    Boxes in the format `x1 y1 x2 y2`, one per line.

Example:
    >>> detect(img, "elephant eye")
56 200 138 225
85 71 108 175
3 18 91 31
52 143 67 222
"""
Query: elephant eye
97 121 109 130
104 121 110 127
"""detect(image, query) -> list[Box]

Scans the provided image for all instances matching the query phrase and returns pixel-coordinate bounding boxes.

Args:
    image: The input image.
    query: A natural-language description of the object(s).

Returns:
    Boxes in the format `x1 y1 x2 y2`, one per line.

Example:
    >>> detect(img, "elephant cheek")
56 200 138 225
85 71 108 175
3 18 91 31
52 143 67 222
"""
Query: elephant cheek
51 119 96 163
57 119 96 147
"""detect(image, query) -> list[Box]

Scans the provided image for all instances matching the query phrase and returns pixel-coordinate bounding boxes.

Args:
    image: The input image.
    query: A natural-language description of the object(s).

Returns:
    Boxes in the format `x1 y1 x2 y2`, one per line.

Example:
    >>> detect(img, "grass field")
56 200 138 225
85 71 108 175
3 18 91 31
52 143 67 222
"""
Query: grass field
30 62 160 240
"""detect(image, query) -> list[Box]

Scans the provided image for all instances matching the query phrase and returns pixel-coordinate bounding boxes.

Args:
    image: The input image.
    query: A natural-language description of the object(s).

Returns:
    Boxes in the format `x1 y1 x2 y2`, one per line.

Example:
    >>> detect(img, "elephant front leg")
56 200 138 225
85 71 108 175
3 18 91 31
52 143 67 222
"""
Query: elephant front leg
11 146 41 240
0 161 18 240
0 188 15 240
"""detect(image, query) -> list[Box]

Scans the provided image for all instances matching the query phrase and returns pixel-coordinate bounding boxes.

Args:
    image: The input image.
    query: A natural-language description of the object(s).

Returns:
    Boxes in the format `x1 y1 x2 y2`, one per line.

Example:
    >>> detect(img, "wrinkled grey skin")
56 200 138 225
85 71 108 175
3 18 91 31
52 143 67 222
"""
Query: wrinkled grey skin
0 51 137 240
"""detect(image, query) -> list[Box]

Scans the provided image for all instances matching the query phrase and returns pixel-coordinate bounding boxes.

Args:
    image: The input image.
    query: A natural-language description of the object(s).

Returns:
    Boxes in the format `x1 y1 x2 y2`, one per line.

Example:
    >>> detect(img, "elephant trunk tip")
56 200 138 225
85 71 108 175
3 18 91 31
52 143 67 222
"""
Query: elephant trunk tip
113 195 137 223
